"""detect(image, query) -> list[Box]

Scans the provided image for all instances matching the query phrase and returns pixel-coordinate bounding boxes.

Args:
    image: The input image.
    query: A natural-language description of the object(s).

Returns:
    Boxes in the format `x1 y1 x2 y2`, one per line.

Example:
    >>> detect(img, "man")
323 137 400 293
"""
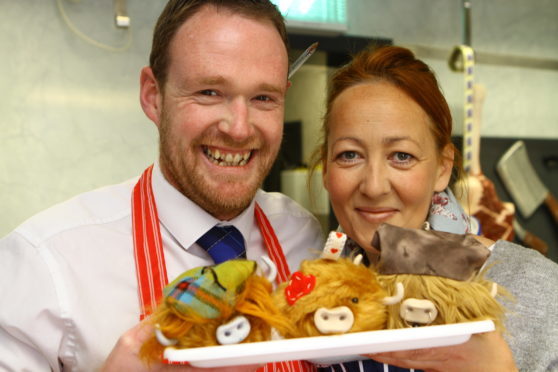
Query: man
0 1 323 370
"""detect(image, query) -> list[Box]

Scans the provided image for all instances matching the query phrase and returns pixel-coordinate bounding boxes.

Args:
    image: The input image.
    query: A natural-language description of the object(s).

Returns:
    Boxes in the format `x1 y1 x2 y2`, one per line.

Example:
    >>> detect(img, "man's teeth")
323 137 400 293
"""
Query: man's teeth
205 148 251 166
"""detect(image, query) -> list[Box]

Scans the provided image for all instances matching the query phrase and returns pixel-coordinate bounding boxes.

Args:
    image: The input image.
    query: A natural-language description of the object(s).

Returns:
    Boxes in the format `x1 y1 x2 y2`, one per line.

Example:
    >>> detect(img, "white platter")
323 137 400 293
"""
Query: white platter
163 320 494 367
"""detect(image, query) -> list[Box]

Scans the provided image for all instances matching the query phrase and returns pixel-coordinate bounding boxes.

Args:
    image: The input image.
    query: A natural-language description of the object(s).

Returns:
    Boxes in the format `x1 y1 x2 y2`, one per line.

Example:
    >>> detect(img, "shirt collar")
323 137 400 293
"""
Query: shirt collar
151 161 256 250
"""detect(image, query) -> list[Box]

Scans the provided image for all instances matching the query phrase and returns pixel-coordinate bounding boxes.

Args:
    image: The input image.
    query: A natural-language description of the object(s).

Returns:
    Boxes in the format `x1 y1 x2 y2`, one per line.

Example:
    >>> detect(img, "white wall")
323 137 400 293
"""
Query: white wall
1 0 557 237
0 1 163 237
347 0 558 138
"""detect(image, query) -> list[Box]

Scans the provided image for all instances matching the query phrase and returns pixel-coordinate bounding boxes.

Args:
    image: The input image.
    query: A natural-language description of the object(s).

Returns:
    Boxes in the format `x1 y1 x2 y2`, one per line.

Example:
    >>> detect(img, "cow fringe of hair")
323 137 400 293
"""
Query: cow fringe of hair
378 272 511 333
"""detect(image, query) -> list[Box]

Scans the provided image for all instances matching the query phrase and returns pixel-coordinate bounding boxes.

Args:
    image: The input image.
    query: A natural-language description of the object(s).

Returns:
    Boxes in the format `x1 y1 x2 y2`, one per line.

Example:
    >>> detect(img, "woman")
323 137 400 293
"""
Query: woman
312 46 558 371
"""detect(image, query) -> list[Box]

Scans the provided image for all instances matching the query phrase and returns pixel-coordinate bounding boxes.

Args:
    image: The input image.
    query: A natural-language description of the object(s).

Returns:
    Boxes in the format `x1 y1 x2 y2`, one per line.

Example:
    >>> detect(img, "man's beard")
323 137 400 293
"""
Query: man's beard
157 110 278 220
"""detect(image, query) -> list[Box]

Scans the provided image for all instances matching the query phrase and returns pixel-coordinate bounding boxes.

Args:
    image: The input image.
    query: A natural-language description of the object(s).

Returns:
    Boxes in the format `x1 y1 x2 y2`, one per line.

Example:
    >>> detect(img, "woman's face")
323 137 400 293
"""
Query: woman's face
323 81 453 253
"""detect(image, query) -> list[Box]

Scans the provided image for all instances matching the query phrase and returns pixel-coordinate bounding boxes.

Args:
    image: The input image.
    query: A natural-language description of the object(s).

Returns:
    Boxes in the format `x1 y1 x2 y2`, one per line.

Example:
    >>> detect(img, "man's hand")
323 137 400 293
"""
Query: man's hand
366 331 517 372
101 321 261 372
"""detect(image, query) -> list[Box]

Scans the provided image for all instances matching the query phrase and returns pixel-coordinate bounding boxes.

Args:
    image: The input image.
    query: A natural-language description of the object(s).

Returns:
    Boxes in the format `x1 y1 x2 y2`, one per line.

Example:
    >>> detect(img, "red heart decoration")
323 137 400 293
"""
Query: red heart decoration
336 232 343 238
330 248 339 254
285 271 316 305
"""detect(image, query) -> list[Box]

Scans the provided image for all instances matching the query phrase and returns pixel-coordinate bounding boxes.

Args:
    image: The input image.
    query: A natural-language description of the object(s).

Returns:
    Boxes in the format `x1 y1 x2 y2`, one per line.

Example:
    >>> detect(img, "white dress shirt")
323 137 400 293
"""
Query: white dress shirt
0 163 324 371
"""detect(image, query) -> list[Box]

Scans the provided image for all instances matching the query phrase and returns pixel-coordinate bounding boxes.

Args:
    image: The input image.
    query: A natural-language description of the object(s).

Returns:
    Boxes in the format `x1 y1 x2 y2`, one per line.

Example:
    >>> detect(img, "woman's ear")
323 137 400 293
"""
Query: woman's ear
139 66 163 127
434 144 455 192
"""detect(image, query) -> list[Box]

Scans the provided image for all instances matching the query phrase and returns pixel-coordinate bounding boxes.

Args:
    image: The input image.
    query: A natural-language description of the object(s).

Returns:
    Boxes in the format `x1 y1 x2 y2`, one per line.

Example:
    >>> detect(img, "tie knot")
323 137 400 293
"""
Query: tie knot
196 225 246 264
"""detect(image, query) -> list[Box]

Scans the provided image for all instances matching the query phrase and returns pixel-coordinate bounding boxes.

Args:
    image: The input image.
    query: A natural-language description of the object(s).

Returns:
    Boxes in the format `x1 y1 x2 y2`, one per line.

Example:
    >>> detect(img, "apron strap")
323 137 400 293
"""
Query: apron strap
132 165 168 320
254 203 291 283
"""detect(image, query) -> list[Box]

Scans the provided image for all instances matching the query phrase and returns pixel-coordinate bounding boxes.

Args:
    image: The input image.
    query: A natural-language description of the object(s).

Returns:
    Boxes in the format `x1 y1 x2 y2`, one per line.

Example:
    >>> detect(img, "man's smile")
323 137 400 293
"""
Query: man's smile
202 146 252 167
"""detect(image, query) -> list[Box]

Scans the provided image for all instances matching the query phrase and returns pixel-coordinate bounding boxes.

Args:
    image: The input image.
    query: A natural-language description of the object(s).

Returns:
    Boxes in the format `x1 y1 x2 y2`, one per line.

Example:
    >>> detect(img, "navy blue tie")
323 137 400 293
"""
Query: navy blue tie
196 225 246 264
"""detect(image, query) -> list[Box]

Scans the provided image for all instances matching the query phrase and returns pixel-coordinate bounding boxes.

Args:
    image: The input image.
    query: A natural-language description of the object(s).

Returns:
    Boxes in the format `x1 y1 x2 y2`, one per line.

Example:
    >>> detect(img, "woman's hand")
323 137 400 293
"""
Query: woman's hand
101 321 260 372
366 331 517 372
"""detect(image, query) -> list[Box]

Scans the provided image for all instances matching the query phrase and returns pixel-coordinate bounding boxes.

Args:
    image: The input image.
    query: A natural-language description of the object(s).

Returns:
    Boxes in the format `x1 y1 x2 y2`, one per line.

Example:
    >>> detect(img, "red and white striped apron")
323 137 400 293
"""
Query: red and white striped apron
132 165 315 372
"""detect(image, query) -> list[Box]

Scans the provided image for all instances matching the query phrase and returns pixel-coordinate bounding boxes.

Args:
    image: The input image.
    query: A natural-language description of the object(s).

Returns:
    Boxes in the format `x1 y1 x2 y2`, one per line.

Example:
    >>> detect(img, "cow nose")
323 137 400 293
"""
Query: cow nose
314 306 355 334
399 298 438 327
216 315 251 345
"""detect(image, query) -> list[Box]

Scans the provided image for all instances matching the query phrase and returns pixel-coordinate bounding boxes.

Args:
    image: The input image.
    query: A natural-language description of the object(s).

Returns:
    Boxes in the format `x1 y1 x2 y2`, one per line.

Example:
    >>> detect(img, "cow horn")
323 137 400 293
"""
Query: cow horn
352 254 363 266
490 282 498 298
155 323 178 346
257 256 277 282
382 282 405 305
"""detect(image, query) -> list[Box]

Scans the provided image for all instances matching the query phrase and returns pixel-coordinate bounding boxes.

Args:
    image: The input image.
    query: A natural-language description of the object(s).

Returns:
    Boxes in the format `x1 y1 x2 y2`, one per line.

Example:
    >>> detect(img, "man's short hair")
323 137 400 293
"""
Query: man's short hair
150 0 288 88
